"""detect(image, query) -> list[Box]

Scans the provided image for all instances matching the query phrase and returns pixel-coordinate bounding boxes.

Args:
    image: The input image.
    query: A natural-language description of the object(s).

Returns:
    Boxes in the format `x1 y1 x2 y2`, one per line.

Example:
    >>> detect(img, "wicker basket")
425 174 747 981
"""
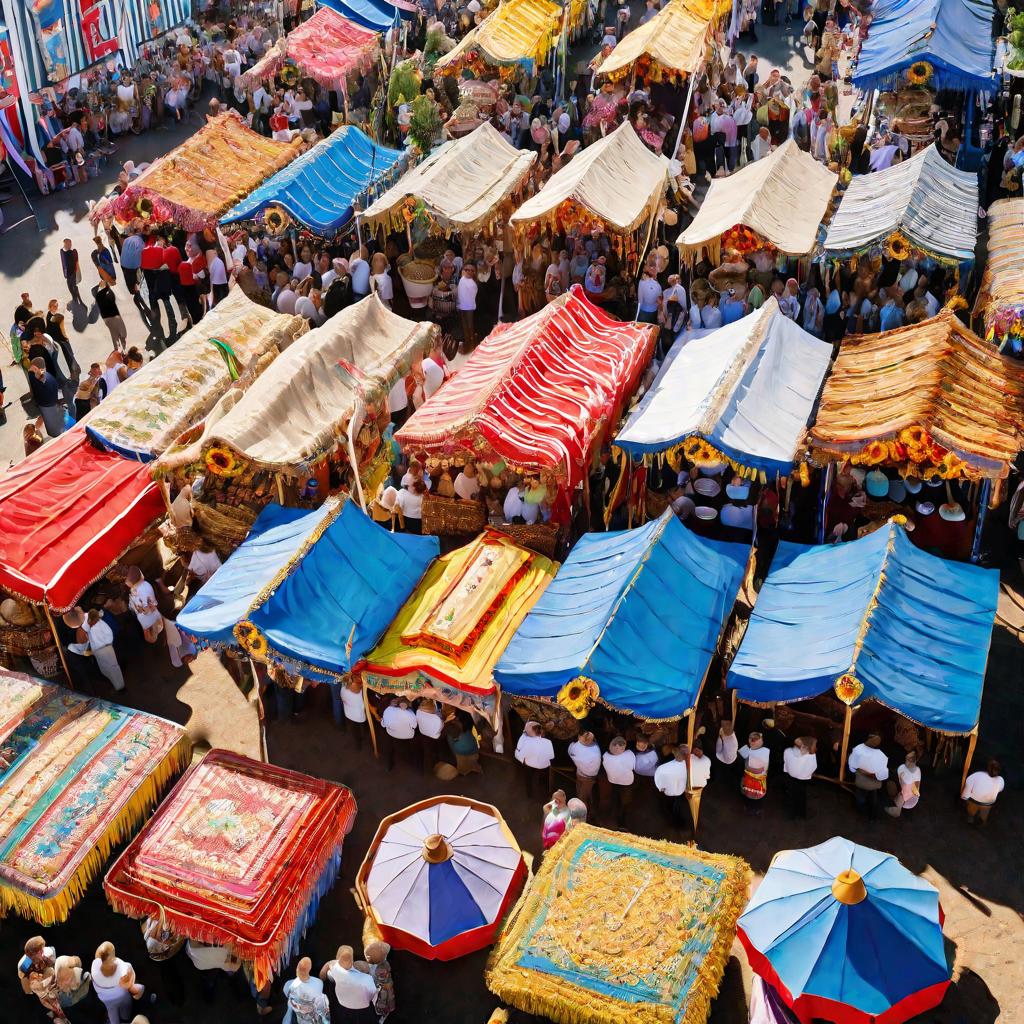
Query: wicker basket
492 522 561 559
421 494 487 537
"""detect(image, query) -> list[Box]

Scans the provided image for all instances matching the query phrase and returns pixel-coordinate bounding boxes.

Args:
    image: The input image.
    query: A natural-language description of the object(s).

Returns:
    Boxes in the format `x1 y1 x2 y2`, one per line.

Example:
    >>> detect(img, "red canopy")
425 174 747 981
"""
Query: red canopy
397 286 656 490
0 430 164 611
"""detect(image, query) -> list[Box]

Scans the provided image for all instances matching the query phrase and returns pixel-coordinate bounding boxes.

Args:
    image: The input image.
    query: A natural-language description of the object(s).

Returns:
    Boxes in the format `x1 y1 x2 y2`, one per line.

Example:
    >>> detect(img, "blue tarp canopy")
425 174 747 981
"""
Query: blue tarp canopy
179 498 438 682
220 127 405 236
317 0 408 31
727 522 998 733
494 511 748 720
853 0 994 93
614 299 832 476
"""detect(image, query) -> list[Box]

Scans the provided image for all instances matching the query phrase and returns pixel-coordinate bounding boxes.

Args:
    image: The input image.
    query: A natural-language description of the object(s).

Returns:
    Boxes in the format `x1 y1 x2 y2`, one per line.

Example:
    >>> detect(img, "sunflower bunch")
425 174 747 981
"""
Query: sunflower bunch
557 676 600 719
234 620 269 659
681 435 722 466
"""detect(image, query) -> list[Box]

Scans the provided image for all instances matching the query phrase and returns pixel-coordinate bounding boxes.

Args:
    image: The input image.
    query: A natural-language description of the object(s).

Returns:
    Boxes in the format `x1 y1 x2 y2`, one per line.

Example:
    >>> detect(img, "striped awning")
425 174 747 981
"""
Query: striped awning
973 199 1024 330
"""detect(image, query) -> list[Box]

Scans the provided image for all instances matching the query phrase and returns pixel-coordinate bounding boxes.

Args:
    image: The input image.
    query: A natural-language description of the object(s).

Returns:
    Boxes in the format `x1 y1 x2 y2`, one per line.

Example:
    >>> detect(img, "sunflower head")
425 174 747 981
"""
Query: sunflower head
205 445 244 477
860 440 889 466
557 676 600 719
234 620 269 659
907 60 933 86
886 234 912 261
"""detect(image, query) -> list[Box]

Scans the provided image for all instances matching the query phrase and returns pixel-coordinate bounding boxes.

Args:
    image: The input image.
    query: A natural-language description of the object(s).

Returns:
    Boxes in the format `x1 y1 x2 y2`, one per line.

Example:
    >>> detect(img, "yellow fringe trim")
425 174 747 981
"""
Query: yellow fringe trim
0 733 191 925
485 823 750 1024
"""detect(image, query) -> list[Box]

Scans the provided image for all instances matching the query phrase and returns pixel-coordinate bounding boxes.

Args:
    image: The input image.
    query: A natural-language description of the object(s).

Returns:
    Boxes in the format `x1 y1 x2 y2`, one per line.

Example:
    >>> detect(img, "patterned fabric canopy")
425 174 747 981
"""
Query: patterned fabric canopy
396 286 656 490
486 823 750 1024
0 670 188 924
104 750 356 989
973 198 1024 336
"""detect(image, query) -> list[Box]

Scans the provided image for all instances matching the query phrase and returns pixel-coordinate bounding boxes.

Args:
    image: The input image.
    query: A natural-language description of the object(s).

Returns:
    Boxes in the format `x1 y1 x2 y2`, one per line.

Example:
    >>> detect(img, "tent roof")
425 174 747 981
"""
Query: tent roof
853 0 994 92
240 9 378 92
973 199 1024 328
593 0 713 79
676 140 836 255
91 114 299 231
362 122 536 233
84 291 307 462
510 121 667 234
360 530 556 696
0 430 164 612
157 296 436 475
179 499 438 681
317 0 408 30
435 0 563 73
221 127 404 235
805 309 1024 478
615 299 832 474
396 286 656 489
727 522 997 733
494 512 748 720
823 146 978 264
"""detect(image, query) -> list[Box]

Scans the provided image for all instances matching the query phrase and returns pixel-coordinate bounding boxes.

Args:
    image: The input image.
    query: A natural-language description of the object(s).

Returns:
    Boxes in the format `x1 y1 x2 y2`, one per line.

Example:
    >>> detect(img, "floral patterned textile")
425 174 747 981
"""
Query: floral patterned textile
104 750 356 989
0 670 189 924
486 824 749 1024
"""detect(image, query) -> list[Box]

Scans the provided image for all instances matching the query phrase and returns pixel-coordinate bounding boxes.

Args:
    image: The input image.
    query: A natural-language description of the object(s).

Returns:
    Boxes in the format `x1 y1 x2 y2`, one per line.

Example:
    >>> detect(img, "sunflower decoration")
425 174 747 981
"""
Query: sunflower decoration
944 295 969 312
852 439 889 466
936 449 965 479
885 234 912 261
234 620 269 659
834 673 863 706
280 62 300 87
890 513 908 527
136 196 154 221
681 435 723 467
205 445 245 477
796 461 811 487
557 676 600 719
264 205 291 236
906 60 933 86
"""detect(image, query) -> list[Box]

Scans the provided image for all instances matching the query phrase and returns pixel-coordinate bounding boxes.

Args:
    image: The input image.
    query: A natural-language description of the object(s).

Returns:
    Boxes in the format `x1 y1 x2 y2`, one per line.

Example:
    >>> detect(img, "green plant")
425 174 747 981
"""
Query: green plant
408 95 443 154
386 60 422 130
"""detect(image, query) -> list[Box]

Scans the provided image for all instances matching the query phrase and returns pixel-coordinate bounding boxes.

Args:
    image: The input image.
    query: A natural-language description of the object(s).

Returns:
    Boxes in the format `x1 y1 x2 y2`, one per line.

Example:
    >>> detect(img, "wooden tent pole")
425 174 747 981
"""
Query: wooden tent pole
363 682 380 758
960 727 978 795
838 703 853 783
275 473 286 506
44 604 74 689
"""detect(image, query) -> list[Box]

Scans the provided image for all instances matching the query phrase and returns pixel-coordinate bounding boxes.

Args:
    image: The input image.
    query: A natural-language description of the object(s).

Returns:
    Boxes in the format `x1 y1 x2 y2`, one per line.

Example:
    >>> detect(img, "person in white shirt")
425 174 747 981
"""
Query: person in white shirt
321 946 377 1016
661 276 688 335
456 265 479 349
848 732 889 819
187 541 222 585
379 697 417 771
601 736 636 827
293 288 324 326
92 941 143 1021
208 252 229 305
654 744 689 828
515 720 555 796
64 607 124 692
327 677 368 751
783 736 817 819
453 462 481 501
293 247 314 281
715 719 739 790
349 248 371 298
388 375 410 428
416 698 445 774
778 278 801 320
370 253 393 308
636 271 662 324
503 481 525 522
689 744 712 789
885 750 921 819
283 957 328 1024
567 730 601 806
750 125 773 161
396 480 426 534
633 737 658 778
421 345 447 400
738 732 770 809
275 276 298 315
961 759 1004 825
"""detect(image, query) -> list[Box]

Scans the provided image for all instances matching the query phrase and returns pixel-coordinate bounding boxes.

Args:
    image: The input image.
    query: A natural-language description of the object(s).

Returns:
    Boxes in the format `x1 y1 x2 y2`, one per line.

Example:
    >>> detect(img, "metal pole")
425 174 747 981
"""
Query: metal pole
362 681 380 757
970 478 991 563
347 406 368 511
960 727 978 794
670 68 700 171
1 157 43 234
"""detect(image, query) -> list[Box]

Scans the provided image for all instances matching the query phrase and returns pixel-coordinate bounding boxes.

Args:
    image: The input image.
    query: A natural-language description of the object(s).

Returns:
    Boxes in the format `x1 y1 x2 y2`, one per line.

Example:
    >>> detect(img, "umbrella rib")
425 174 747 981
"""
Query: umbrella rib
451 854 506 895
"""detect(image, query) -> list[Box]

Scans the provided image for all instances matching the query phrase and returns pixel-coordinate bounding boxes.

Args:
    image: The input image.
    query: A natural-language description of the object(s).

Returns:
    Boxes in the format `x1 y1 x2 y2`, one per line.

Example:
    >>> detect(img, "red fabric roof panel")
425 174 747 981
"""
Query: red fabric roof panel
397 286 656 489
0 429 164 611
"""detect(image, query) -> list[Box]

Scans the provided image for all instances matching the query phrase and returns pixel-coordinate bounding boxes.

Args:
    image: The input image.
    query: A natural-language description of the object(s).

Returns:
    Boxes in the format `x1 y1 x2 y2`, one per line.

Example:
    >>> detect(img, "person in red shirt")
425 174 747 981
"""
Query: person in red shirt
162 241 191 331
176 251 203 326
140 234 173 340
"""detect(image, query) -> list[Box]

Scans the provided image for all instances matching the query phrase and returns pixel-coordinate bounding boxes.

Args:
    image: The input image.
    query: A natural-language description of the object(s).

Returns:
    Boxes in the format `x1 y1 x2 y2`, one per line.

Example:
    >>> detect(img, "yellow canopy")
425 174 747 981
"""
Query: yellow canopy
435 0 563 73
594 0 714 80
362 122 536 234
510 121 667 235
360 531 556 698
676 139 837 259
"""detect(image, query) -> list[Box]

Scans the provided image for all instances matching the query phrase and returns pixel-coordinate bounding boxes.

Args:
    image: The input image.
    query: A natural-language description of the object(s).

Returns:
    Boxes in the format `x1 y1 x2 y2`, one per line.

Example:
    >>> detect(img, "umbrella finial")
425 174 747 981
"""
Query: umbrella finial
422 833 453 863
832 869 867 905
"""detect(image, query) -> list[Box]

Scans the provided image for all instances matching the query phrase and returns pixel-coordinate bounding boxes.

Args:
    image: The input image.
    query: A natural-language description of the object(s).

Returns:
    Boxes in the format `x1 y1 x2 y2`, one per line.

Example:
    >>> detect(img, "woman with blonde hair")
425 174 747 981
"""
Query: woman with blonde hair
91 941 144 1024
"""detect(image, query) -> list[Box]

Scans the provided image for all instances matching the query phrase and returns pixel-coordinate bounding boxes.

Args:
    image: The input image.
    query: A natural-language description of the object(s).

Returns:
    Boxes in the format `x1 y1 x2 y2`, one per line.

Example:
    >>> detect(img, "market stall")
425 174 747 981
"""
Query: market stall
739 837 950 1024
509 122 668 276
853 0 994 93
485 823 750 1024
358 530 556 723
822 146 978 268
220 127 405 238
318 0 416 31
89 113 300 232
178 498 438 687
727 519 998 788
104 749 356 989
355 796 527 960
239 8 379 99
676 140 837 265
615 299 833 485
972 198 1024 354
83 291 308 463
397 285 656 526
154 296 436 546
495 511 746 745
434 0 585 79
0 669 189 924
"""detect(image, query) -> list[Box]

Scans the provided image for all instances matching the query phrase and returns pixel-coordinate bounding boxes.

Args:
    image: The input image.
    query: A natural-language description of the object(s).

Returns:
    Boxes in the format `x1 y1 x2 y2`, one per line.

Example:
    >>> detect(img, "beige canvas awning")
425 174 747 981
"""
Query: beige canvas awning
156 296 437 474
676 140 837 258
594 0 713 79
362 122 536 234
510 121 667 235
